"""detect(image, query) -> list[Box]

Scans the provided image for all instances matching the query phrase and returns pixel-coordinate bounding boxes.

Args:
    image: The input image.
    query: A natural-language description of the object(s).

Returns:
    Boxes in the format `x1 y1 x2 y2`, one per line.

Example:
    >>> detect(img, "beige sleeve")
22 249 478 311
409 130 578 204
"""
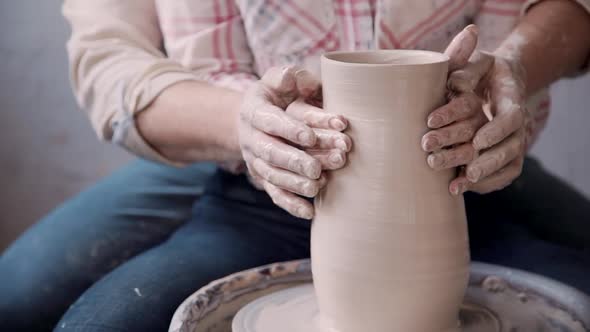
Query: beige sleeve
522 0 590 73
63 0 197 164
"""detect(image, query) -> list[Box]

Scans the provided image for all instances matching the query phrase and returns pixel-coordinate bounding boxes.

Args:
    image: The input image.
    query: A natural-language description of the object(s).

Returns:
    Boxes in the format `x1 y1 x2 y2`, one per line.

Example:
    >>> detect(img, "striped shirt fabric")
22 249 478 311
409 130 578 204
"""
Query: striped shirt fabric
63 0 590 163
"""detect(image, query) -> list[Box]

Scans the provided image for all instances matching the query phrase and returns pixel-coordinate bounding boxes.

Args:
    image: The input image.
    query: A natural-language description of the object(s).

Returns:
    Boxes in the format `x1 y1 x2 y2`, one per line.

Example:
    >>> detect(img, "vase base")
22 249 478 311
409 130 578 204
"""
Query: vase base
170 260 590 332
232 284 501 332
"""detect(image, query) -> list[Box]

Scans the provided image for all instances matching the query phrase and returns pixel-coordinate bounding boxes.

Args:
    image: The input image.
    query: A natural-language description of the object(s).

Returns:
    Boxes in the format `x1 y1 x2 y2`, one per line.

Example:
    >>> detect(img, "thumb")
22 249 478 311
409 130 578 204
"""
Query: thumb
448 51 495 93
294 68 322 100
260 66 299 106
444 24 479 72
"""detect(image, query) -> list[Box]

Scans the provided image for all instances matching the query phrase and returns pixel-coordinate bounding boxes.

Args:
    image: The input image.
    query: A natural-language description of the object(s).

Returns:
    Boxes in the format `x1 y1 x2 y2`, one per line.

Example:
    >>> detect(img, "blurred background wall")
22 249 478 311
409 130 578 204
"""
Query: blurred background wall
1 1 589 250
0 1 131 250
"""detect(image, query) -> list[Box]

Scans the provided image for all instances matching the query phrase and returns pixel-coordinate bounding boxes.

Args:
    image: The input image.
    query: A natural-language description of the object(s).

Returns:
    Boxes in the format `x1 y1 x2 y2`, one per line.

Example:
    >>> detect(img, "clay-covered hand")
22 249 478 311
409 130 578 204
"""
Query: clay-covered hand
239 66 351 219
422 26 529 195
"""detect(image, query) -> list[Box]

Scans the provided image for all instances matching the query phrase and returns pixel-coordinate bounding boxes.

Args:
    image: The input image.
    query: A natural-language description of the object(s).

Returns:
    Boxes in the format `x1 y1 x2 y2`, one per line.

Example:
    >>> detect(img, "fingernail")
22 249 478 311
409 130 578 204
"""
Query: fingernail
428 154 444 168
329 152 344 166
451 181 468 195
422 136 439 151
428 115 443 128
298 131 314 146
297 206 313 220
305 159 321 179
467 168 482 182
329 118 346 131
450 183 460 195
302 181 319 197
465 24 479 37
335 139 348 151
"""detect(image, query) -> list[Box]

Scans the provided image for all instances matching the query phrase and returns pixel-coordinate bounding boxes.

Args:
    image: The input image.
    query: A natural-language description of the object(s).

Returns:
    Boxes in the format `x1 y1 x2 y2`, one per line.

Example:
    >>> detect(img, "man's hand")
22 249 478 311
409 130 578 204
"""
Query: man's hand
422 25 529 195
238 67 351 219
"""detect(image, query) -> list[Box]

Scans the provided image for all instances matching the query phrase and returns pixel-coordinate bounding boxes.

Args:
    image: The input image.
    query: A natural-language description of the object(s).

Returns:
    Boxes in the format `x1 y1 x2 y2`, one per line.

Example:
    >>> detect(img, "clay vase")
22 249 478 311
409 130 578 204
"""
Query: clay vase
311 50 469 332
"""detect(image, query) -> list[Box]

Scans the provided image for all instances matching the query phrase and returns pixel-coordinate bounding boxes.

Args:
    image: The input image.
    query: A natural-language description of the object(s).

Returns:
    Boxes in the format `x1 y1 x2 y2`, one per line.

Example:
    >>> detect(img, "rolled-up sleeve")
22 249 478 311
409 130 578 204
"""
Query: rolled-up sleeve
63 0 198 163
156 0 258 93
522 0 590 73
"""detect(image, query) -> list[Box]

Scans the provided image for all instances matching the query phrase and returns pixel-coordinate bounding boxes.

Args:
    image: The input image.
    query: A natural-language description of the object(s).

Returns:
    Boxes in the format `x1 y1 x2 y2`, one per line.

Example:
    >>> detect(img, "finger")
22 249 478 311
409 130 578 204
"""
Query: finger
243 151 266 190
466 130 524 182
245 100 317 147
449 169 471 196
444 24 479 72
448 51 494 93
248 173 265 190
318 173 328 189
468 157 524 194
427 92 482 128
251 158 321 197
260 66 298 99
248 132 322 179
472 61 526 150
263 181 314 220
313 129 352 151
422 114 486 151
307 149 347 170
286 98 348 131
472 101 524 150
427 143 476 171
294 69 322 98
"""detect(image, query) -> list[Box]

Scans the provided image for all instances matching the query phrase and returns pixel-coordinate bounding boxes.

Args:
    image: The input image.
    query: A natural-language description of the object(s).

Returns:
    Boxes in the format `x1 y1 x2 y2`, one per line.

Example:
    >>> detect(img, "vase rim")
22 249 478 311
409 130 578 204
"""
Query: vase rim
322 50 449 67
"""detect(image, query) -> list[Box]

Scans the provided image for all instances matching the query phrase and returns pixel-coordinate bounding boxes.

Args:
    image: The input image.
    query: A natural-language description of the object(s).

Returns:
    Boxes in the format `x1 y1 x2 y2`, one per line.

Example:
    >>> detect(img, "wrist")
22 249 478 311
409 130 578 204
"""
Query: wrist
223 101 243 160
137 80 245 164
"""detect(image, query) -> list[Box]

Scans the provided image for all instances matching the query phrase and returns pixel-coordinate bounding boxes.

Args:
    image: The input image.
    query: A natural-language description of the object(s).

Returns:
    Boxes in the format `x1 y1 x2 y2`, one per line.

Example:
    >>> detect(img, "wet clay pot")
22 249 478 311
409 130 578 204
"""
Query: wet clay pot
312 50 469 332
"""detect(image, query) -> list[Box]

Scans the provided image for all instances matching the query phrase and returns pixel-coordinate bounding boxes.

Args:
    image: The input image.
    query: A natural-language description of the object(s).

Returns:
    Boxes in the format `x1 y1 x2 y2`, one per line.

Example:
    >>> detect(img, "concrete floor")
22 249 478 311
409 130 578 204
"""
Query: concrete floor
1 1 589 250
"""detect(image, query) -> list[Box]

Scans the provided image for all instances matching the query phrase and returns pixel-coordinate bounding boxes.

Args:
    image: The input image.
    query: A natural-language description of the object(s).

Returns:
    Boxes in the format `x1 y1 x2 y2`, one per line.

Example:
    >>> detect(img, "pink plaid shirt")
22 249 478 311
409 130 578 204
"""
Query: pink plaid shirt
64 0 590 163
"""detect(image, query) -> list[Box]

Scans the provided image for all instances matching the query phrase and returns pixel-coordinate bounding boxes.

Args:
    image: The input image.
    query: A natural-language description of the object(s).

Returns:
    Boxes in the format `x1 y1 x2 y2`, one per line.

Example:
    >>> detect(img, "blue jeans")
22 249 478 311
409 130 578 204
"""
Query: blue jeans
1 158 589 331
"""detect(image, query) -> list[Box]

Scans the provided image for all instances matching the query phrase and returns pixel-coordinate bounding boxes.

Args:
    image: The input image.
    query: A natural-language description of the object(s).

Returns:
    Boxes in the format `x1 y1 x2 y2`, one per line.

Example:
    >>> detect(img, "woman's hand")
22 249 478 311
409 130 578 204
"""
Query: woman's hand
238 67 351 219
423 26 530 195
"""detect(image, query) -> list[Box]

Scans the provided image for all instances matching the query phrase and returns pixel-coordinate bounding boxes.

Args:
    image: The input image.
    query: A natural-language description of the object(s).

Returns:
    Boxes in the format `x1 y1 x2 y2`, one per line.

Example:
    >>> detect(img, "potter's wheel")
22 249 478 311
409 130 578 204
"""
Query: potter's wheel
232 284 501 332
169 260 590 332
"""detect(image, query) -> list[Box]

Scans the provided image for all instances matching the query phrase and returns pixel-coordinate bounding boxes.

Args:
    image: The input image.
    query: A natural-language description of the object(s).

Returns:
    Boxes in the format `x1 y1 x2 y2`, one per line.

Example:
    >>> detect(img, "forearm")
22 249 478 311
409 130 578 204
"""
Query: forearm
136 81 244 164
496 0 590 96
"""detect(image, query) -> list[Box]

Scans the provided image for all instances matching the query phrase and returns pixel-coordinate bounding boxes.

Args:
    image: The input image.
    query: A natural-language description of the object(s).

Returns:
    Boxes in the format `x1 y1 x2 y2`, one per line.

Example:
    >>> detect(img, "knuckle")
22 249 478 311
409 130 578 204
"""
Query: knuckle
513 107 525 127
496 150 507 163
459 126 475 140
303 110 314 123
437 129 450 142
497 123 509 139
265 169 279 184
307 158 322 178
301 180 320 197
460 149 475 163
287 151 304 172
459 95 472 113
284 102 296 115
258 141 275 161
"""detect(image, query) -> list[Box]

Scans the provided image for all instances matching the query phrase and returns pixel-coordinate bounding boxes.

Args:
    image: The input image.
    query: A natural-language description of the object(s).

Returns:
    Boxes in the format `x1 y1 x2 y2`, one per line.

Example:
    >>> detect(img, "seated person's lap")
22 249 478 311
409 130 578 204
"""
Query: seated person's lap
1 157 589 331
0 160 217 330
